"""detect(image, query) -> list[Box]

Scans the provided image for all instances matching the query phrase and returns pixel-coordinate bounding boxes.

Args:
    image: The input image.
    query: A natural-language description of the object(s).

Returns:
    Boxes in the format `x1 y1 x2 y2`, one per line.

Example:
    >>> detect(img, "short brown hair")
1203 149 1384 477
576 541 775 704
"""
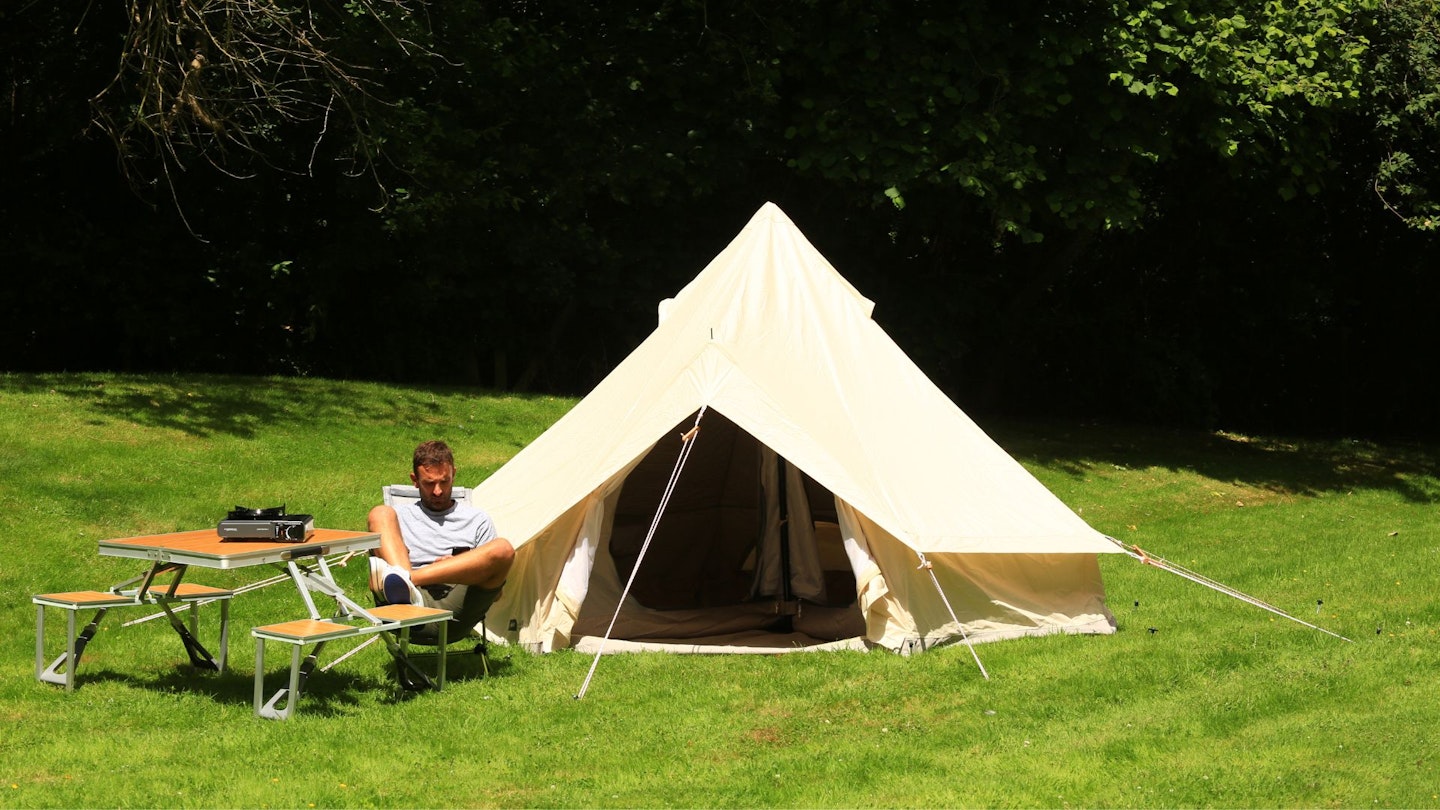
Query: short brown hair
412 440 455 474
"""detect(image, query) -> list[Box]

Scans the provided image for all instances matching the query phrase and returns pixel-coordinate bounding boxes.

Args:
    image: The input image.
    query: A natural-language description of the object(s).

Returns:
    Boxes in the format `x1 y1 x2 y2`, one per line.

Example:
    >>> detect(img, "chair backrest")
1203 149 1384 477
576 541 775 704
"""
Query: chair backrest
382 484 474 508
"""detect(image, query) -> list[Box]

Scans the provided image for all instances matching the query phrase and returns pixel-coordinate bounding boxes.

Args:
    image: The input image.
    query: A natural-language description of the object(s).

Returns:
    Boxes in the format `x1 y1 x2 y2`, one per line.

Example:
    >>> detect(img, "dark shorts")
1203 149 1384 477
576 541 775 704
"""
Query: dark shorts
411 581 503 646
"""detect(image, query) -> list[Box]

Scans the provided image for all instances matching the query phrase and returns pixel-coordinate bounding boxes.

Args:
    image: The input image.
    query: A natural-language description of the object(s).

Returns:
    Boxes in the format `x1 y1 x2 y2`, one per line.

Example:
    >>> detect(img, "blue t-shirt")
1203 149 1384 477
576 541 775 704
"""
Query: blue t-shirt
396 499 497 567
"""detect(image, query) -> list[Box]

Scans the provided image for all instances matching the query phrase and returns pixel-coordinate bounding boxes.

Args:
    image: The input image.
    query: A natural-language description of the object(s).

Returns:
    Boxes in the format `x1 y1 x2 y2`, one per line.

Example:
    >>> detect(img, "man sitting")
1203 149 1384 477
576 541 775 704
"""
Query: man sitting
368 440 514 642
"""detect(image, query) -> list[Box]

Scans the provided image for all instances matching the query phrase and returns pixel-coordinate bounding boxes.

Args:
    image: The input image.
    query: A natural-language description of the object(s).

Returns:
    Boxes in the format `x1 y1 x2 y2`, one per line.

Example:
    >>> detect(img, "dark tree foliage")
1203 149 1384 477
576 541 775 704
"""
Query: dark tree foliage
1367 0 1440 229
3 0 1438 438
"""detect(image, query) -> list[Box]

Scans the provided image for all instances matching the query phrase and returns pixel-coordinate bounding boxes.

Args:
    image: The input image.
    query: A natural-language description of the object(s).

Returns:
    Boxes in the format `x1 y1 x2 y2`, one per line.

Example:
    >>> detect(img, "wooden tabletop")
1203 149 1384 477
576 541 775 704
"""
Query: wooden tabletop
97 527 380 569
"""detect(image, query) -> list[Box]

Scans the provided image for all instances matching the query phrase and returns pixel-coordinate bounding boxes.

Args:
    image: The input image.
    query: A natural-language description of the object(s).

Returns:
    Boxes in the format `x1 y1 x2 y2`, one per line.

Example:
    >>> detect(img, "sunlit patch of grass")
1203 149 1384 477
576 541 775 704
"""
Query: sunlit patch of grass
2 374 1437 808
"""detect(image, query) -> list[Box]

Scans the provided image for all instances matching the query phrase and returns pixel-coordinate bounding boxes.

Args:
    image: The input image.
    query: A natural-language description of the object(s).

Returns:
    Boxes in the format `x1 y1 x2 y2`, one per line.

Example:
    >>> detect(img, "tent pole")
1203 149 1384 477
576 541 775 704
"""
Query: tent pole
773 456 796 631
916 552 990 680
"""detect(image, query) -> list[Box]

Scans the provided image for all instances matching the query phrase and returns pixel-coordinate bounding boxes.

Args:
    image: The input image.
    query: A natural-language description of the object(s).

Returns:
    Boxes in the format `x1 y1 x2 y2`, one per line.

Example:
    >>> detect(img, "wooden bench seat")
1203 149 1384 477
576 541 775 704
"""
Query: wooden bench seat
34 584 236 692
33 591 143 691
125 583 235 601
34 590 138 609
251 606 452 720
253 619 368 643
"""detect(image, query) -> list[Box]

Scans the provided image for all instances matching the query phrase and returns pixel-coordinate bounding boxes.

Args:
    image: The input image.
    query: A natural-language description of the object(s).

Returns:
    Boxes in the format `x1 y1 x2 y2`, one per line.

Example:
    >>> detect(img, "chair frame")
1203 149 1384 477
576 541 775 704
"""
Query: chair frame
378 484 492 677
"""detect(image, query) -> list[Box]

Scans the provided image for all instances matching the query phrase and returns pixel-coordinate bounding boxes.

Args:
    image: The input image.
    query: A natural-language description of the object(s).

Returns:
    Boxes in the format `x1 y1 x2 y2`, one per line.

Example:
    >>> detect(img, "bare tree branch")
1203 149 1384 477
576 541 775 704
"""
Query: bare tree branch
91 0 428 215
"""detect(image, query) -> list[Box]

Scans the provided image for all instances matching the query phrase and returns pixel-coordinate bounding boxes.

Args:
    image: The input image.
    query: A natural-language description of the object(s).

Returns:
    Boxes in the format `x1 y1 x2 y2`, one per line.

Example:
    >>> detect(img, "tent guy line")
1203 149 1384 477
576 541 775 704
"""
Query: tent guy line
1110 538 1352 642
916 551 990 680
576 407 709 699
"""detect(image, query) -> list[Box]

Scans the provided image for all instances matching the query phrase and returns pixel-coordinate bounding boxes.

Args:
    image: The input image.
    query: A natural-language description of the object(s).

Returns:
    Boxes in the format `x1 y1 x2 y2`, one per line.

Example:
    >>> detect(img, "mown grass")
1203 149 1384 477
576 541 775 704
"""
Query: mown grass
1 372 1436 809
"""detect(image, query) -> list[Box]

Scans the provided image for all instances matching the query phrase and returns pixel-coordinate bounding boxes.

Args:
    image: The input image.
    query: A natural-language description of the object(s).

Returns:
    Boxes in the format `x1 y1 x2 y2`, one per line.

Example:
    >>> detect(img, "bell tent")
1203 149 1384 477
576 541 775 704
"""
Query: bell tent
476 203 1122 654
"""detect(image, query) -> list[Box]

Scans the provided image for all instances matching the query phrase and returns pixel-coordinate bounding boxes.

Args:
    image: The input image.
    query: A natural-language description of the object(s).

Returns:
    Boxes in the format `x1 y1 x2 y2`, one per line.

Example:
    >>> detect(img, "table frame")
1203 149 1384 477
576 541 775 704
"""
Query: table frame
36 528 426 691
93 528 384 665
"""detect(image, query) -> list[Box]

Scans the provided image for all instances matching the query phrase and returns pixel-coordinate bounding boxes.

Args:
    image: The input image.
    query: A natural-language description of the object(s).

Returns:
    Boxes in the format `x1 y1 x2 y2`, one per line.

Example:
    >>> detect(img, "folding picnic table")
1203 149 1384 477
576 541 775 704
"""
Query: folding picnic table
34 527 451 718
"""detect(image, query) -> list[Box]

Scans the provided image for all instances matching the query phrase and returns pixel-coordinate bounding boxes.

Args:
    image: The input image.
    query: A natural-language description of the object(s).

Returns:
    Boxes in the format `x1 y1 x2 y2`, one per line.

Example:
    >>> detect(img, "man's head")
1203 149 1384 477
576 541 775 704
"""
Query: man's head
410 440 456 511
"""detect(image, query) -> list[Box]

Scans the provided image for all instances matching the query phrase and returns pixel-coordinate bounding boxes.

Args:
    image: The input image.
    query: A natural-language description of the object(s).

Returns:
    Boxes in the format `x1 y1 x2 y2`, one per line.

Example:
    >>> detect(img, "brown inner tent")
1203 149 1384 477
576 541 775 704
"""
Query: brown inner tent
582 411 865 645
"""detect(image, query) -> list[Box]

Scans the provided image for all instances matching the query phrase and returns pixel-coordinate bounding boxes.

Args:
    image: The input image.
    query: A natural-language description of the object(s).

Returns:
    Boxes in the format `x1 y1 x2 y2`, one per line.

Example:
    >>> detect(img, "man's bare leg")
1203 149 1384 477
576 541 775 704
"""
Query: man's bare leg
410 539 515 591
366 504 513 591
366 504 417 593
367 505 413 567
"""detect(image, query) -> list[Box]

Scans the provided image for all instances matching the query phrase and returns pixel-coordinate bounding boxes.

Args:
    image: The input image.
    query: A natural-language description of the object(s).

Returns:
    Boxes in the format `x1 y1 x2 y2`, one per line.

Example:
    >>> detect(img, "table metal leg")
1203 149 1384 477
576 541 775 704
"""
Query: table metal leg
286 558 378 622
37 605 112 691
35 604 45 683
156 601 220 671
255 638 332 720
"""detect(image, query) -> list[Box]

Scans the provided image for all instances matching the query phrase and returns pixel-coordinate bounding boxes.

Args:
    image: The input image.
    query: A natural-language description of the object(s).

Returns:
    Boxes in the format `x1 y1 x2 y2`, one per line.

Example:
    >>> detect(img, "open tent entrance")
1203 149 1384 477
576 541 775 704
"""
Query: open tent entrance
571 410 869 653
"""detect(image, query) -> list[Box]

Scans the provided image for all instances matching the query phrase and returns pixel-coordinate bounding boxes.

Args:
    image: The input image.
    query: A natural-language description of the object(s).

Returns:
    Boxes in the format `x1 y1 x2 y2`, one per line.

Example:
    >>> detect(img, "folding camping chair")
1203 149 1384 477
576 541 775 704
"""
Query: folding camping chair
376 484 493 685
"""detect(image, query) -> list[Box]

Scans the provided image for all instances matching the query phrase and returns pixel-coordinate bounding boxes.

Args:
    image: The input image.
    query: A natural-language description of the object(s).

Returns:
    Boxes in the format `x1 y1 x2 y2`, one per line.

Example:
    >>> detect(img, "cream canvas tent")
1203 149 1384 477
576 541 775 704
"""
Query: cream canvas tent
475 202 1122 654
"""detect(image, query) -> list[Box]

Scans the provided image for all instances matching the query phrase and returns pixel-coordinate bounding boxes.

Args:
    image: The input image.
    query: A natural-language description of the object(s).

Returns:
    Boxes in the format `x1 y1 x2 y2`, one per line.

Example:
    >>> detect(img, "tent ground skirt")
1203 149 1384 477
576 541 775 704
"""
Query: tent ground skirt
572 633 869 654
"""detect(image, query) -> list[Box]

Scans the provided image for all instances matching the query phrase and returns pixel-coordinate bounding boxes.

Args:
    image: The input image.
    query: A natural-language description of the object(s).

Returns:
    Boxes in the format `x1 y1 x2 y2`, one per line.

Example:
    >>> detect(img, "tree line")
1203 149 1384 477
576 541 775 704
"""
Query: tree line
2 1 1437 438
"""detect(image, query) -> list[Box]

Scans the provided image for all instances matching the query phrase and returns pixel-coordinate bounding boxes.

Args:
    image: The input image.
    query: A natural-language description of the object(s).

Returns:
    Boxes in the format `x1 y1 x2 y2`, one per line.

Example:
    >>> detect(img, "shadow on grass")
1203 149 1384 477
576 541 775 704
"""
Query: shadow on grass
66 665 376 716
988 419 1440 504
8 372 1434 503
64 650 512 716
381 649 516 705
4 372 559 441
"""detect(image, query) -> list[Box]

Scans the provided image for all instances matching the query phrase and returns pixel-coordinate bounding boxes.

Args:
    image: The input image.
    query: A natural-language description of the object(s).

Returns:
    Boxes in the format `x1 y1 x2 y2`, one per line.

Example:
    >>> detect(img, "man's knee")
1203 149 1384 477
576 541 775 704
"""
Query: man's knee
476 538 515 589
491 537 516 572
367 504 397 531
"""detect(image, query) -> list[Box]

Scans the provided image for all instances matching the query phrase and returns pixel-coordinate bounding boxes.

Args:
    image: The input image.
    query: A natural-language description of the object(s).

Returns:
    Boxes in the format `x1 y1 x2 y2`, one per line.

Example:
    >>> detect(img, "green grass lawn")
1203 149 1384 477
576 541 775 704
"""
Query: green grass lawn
1 372 1436 808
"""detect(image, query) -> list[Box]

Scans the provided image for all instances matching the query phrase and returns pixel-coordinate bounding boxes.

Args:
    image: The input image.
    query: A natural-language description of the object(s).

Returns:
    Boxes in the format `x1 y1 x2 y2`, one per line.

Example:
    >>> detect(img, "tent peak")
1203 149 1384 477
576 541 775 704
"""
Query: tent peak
747 201 795 229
